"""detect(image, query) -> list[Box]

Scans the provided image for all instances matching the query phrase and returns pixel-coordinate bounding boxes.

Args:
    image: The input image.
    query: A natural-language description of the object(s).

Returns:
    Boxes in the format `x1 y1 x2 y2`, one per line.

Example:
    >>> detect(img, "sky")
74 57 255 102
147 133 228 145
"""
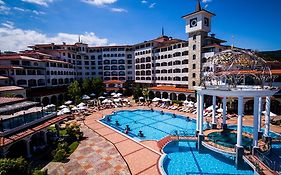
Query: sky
0 0 280 52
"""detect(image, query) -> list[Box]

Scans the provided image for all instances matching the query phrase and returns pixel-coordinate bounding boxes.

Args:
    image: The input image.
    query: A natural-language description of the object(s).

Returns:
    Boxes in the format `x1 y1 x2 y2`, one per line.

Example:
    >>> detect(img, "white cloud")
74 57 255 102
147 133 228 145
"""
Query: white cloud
21 0 54 6
82 0 117 6
1 21 14 29
110 7 127 13
202 0 212 3
149 3 156 8
14 7 45 15
141 0 147 4
0 24 109 51
0 1 10 14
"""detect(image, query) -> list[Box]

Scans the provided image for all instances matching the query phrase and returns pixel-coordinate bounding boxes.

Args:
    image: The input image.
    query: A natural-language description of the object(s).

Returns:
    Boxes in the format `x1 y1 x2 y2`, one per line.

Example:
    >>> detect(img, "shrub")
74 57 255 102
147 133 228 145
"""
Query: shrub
53 149 67 162
32 169 48 175
0 157 28 175
68 141 79 154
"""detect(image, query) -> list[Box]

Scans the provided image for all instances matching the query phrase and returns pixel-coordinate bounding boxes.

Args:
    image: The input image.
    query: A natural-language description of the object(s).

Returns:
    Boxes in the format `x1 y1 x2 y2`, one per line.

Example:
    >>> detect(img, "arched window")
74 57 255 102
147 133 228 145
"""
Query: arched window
182 68 188 73
161 62 167 66
173 69 181 73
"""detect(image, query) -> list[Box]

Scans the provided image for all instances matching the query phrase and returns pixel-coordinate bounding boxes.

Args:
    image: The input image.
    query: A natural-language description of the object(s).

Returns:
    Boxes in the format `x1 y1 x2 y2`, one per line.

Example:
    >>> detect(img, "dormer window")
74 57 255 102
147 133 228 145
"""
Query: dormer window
204 17 209 27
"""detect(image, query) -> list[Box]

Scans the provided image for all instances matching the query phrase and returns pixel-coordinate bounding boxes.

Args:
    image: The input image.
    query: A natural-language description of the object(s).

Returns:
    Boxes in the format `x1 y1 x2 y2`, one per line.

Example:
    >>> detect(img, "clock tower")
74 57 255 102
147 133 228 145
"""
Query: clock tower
182 0 215 89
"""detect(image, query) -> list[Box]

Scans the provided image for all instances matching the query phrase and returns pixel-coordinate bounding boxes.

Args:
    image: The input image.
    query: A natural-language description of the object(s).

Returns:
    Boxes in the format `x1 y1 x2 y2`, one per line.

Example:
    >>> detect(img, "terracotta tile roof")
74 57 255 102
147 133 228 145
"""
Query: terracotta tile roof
104 80 125 84
0 66 24 69
0 114 69 147
0 76 9 80
148 86 195 93
0 86 24 92
105 87 125 91
215 69 281 75
0 55 40 61
0 97 25 106
41 58 71 65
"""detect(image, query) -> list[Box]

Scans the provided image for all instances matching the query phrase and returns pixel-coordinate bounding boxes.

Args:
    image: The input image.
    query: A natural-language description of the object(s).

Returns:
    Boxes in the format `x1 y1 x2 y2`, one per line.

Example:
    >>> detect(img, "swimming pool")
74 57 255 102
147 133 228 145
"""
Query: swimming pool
100 110 198 141
207 131 253 148
162 140 253 175
228 125 281 139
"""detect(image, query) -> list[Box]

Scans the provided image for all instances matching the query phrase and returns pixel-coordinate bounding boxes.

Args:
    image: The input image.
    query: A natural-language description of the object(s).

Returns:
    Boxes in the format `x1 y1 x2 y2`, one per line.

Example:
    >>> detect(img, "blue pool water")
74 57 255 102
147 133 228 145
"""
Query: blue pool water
228 125 281 139
163 140 253 175
101 110 197 141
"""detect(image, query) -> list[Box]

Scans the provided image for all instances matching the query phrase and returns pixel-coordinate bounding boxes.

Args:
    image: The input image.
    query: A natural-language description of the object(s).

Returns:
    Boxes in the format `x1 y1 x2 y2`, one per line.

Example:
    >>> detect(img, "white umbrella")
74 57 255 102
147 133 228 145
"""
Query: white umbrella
77 102 86 107
152 97 160 102
122 98 129 102
82 95 90 100
187 103 194 107
57 110 64 115
262 111 277 117
139 97 144 100
59 105 68 109
113 99 120 102
117 93 122 96
183 100 189 104
111 92 116 96
61 108 71 114
102 99 109 103
64 100 72 105
46 104 55 108
90 93 96 97
217 108 224 113
206 105 218 111
107 100 113 103
162 98 171 102
113 94 118 98
78 106 88 110
71 106 79 111
98 96 105 99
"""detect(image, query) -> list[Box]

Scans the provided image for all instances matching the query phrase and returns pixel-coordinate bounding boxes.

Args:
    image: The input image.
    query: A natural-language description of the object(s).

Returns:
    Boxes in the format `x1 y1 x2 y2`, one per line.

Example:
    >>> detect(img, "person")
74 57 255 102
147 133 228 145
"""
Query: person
161 111 164 115
124 129 129 134
138 130 144 137
106 116 111 122
115 121 120 126
151 108 154 112
126 125 131 131
172 113 176 118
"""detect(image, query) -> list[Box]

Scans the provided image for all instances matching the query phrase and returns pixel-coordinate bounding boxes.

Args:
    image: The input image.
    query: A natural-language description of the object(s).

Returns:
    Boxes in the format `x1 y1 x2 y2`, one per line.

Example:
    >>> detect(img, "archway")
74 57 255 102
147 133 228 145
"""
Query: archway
58 94 64 104
170 93 177 101
178 93 186 101
271 99 281 115
155 91 161 98
15 94 24 98
42 97 50 106
149 91 155 99
30 131 45 154
50 95 57 105
162 92 168 99
7 140 27 158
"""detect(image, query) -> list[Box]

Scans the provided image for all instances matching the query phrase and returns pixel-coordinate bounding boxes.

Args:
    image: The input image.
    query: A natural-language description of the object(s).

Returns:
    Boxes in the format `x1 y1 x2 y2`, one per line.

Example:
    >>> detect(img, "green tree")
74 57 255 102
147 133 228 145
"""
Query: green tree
91 78 105 96
142 89 149 102
68 81 81 104
133 84 143 100
0 157 28 175
82 78 91 95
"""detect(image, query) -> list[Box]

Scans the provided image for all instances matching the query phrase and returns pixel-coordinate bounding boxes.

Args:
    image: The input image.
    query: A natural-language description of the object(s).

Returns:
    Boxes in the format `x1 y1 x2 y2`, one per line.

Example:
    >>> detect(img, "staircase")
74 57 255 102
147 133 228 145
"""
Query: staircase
157 135 197 150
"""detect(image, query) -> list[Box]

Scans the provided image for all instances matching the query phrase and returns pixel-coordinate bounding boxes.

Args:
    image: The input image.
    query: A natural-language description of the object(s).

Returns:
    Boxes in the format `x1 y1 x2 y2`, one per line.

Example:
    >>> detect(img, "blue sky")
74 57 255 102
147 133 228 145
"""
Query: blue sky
0 0 280 51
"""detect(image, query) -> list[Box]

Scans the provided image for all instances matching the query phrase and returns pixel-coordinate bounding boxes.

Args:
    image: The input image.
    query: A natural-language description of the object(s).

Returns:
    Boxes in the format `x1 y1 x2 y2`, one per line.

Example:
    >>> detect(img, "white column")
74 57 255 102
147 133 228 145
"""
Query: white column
258 97 262 132
237 96 244 147
253 96 259 148
160 92 163 99
264 96 271 137
176 94 179 101
199 94 204 135
212 96 216 125
222 96 227 125
196 93 200 132
43 131 48 145
26 140 32 158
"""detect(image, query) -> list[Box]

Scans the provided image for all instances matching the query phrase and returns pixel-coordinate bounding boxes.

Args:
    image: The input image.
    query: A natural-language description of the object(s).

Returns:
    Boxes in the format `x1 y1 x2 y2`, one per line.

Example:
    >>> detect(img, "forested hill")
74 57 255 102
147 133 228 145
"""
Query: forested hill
258 50 281 61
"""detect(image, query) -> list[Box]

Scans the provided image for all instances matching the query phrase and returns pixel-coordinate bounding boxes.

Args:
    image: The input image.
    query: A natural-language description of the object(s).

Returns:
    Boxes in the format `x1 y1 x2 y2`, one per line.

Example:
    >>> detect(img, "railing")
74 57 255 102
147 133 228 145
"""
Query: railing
0 112 56 137
255 149 277 171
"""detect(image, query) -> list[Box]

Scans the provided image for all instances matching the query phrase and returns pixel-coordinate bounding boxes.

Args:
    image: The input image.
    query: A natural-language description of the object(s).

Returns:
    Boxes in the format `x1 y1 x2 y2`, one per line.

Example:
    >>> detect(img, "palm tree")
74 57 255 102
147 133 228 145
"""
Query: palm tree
142 89 149 102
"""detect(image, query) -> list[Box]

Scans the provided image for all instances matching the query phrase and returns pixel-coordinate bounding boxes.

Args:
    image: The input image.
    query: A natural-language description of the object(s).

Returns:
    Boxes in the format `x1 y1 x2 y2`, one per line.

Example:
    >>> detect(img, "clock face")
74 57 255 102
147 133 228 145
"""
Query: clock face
190 18 197 28
204 17 209 26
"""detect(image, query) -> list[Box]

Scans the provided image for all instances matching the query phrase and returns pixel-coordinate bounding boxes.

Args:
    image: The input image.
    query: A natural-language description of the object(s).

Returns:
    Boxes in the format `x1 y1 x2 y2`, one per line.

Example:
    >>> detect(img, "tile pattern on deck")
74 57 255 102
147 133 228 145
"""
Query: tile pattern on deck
43 123 130 175
84 108 162 175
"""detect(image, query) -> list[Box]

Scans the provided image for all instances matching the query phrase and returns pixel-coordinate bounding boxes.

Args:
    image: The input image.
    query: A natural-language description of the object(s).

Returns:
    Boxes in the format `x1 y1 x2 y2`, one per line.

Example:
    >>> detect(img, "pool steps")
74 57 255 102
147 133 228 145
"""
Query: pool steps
157 135 197 151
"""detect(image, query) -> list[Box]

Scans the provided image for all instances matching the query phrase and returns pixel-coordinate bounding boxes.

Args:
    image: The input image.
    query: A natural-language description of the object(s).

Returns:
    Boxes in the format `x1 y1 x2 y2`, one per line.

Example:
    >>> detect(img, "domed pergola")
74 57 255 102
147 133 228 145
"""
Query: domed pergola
195 49 279 168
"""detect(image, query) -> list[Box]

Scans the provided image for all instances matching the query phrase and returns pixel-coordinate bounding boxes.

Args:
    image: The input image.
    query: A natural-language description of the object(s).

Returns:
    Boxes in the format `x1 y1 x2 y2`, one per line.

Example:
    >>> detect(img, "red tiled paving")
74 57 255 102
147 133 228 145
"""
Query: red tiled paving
84 108 162 175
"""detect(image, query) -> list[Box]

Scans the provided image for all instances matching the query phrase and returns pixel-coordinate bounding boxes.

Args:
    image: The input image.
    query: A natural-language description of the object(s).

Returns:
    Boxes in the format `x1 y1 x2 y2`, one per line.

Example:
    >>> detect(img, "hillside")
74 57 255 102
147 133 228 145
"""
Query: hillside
259 50 281 61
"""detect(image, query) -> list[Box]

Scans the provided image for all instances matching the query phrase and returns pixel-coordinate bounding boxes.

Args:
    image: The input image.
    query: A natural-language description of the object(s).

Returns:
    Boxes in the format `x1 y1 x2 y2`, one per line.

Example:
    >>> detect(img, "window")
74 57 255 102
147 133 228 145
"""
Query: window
193 45 196 50
192 81 196 86
193 64 196 69
182 68 188 73
192 73 196 78
173 69 181 73
193 54 196 60
182 60 188 64
182 77 188 81
193 35 196 40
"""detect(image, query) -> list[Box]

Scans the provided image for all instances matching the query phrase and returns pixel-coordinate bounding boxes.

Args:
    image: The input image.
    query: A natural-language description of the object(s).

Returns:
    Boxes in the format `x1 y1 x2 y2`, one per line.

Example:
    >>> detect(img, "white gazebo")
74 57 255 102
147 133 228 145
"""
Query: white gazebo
196 49 279 168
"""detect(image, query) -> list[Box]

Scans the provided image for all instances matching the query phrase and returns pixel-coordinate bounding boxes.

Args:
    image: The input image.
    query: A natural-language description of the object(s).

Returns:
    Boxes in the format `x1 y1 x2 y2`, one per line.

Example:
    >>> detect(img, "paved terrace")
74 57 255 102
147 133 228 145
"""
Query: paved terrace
44 105 281 175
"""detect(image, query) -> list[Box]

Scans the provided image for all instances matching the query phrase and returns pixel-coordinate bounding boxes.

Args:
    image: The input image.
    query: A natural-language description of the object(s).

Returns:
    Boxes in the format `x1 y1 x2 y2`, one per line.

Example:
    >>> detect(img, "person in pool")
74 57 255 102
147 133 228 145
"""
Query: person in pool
138 130 144 137
172 113 176 118
161 111 164 115
106 116 111 122
115 121 120 126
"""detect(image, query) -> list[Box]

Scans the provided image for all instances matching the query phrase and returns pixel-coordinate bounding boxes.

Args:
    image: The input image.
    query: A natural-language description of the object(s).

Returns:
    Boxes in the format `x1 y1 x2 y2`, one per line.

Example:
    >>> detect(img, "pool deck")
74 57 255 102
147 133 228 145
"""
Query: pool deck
39 100 281 175
84 107 162 175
